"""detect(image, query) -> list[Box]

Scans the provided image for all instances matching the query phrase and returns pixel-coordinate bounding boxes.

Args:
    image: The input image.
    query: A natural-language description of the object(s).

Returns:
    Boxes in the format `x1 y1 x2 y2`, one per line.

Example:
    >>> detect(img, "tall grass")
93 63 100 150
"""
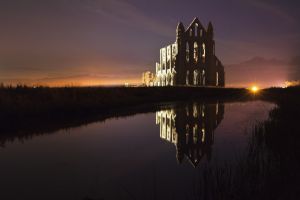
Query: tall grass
187 93 300 200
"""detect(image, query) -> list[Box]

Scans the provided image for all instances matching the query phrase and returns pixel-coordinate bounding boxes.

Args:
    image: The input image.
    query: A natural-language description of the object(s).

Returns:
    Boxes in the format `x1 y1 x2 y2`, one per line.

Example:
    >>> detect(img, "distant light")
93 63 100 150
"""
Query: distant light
250 85 259 93
285 81 300 88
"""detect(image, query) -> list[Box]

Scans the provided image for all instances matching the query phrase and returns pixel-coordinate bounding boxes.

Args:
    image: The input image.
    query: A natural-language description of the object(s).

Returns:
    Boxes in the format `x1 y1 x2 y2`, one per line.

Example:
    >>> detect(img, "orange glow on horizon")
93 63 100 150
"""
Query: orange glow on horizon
0 77 142 87
249 85 259 93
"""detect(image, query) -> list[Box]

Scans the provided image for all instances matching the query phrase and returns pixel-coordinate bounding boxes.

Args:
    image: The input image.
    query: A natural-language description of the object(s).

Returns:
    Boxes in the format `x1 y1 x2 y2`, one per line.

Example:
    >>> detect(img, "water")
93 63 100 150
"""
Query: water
0 101 275 200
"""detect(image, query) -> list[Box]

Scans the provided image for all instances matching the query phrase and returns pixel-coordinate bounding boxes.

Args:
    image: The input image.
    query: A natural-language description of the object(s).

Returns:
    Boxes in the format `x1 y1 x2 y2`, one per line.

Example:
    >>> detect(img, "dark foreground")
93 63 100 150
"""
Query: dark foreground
0 86 299 200
0 86 299 133
0 86 247 117
0 86 247 132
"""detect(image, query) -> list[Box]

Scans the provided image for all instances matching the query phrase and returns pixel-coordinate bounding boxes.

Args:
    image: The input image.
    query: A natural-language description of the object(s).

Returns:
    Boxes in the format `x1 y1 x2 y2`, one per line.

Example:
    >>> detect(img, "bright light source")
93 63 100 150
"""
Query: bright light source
250 86 259 93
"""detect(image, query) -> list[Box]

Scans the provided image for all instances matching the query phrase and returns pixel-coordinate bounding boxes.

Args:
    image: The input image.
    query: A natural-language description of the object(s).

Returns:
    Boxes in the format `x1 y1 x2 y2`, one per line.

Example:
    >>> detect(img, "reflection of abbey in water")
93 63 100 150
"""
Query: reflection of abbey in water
156 102 224 167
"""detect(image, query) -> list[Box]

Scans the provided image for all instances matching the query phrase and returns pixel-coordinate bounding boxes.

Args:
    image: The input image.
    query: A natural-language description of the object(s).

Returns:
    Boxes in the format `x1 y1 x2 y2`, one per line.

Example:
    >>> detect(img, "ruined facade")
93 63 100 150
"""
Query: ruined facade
142 71 155 86
155 18 225 87
156 101 224 167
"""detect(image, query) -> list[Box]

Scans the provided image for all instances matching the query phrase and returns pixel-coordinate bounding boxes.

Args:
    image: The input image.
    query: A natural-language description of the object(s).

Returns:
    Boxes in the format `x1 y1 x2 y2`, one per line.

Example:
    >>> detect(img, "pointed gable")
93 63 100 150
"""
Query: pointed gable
186 17 206 37
187 18 203 30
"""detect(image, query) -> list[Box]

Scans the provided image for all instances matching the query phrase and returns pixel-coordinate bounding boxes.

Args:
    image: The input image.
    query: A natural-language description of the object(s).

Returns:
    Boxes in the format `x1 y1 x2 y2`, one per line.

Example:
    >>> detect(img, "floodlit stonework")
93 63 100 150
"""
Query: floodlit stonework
156 102 224 167
142 71 155 86
155 17 225 87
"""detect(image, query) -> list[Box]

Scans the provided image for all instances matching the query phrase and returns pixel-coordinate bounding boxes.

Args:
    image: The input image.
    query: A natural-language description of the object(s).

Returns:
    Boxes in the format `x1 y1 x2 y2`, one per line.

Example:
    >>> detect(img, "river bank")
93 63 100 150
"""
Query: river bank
0 85 298 134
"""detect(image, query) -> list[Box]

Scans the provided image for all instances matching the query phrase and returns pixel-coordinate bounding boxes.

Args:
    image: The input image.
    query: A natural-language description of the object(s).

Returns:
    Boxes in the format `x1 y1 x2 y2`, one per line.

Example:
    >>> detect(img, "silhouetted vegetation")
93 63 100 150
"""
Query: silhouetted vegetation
185 86 300 200
0 86 248 133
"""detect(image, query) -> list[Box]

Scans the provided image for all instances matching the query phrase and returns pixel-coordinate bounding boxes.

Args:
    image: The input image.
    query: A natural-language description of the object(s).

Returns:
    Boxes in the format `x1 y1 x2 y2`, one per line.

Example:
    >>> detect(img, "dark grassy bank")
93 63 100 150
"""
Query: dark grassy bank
0 86 248 117
0 86 248 131
0 85 299 136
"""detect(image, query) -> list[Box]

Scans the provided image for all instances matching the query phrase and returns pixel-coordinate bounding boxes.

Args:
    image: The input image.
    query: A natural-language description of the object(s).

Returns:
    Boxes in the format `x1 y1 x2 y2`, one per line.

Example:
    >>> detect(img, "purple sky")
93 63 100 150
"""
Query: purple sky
0 0 299 87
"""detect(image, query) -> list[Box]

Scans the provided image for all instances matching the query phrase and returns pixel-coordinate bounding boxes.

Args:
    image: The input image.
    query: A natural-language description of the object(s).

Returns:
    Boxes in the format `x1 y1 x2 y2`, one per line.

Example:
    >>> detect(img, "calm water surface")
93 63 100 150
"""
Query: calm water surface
0 101 275 200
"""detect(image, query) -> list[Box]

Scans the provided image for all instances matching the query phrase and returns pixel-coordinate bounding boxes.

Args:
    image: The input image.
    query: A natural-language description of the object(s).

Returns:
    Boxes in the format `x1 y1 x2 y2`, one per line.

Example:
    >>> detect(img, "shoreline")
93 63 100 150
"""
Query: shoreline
0 86 298 135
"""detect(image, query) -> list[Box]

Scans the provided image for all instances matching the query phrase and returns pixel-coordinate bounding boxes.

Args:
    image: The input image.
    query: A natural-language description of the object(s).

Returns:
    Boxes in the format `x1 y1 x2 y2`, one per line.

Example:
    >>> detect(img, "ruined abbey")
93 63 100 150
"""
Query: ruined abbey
155 18 225 87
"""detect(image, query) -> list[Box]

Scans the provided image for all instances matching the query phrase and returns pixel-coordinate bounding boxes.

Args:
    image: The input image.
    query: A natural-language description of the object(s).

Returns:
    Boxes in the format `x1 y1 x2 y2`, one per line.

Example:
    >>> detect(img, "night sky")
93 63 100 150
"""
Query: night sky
1 0 299 87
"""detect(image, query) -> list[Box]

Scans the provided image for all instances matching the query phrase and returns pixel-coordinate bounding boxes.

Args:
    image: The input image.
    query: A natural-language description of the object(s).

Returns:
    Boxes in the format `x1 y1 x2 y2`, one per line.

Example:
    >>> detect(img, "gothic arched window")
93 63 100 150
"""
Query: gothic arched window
186 70 190 85
202 70 206 85
202 43 206 63
193 70 199 85
186 42 189 62
194 42 198 63
194 23 198 36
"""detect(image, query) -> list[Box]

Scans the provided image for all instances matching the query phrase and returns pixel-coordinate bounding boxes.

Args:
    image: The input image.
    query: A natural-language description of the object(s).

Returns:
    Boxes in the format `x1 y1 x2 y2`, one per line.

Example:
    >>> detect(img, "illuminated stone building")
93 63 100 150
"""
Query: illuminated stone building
155 18 225 87
142 71 155 86
156 102 224 167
